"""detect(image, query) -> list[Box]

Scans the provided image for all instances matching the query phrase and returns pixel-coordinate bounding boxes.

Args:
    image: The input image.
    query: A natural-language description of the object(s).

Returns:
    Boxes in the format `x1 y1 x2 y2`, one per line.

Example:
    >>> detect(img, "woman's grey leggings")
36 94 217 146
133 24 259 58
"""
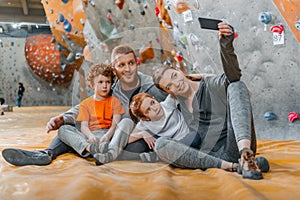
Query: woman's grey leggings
155 81 256 169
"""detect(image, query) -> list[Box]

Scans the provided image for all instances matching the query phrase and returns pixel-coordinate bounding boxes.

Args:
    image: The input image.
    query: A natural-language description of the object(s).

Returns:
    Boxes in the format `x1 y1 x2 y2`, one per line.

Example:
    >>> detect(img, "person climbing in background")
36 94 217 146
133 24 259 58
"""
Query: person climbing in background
151 21 269 180
1 44 167 166
15 82 25 107
0 97 5 115
57 63 125 158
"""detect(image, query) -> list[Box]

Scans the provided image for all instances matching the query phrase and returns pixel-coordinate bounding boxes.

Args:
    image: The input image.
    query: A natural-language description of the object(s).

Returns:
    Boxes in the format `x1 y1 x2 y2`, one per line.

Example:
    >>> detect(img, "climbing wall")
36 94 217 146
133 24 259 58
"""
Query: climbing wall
157 0 300 140
41 0 86 54
82 0 176 74
76 0 300 140
25 34 77 84
0 37 74 106
40 0 86 90
1 0 300 139
273 0 300 43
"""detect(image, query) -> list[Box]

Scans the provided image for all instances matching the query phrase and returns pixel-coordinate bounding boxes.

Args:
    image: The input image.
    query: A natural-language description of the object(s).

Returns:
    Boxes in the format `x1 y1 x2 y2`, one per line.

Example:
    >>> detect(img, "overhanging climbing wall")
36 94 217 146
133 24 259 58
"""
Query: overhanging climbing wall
273 0 300 43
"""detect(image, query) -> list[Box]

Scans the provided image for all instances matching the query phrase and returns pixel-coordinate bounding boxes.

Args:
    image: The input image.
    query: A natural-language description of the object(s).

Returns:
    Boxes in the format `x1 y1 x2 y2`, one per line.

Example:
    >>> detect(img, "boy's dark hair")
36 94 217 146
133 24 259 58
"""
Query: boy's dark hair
87 63 115 88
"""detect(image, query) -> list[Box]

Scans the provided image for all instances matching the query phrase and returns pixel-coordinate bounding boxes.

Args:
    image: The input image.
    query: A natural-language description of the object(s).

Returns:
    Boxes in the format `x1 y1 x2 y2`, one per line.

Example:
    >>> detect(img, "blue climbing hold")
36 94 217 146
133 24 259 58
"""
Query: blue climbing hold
129 24 135 30
60 64 67 72
63 19 72 33
59 13 64 22
258 12 272 24
264 112 276 121
62 0 69 4
295 21 300 30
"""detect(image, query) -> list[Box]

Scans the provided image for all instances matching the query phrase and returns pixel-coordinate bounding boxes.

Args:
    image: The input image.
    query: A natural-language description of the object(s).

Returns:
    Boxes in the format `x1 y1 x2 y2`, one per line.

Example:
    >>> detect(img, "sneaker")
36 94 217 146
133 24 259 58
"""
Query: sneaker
93 152 113 166
89 142 109 155
2 148 52 166
139 152 160 163
255 156 270 173
239 148 263 180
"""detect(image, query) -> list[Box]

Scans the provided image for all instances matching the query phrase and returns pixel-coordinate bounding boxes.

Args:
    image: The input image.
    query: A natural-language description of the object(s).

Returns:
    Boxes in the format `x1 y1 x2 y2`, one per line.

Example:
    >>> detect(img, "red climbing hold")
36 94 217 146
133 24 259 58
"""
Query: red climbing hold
288 112 300 123
270 24 284 34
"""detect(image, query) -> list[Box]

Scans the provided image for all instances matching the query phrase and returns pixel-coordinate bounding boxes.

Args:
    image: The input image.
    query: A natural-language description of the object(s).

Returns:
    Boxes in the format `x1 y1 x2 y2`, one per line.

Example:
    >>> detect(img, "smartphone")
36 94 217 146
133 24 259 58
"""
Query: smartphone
198 17 222 30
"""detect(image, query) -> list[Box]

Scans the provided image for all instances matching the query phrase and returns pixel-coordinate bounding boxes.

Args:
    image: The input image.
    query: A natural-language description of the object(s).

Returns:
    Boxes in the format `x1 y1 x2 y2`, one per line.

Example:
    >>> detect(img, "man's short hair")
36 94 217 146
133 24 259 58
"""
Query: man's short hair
111 45 137 67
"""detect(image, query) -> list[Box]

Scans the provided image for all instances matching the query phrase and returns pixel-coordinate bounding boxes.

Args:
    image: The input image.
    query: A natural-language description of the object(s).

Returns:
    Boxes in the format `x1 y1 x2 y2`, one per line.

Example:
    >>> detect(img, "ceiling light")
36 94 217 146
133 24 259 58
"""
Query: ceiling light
12 24 18 29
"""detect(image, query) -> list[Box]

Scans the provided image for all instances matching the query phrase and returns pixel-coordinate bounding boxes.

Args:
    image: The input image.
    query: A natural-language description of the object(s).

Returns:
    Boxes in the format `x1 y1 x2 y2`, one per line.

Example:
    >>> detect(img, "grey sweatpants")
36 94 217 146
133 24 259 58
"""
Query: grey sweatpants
155 81 256 169
58 118 146 160
58 125 108 157
106 118 135 160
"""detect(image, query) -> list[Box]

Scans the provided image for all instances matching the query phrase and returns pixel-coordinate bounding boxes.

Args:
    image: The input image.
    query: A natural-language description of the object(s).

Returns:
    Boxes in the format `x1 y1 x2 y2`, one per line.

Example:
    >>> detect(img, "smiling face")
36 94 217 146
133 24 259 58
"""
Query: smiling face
140 97 164 121
157 68 190 97
92 74 112 99
113 53 139 87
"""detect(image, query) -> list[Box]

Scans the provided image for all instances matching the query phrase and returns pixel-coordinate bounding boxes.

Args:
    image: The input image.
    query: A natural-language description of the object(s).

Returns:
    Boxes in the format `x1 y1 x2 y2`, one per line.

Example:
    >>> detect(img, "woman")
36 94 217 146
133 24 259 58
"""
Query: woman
152 22 267 180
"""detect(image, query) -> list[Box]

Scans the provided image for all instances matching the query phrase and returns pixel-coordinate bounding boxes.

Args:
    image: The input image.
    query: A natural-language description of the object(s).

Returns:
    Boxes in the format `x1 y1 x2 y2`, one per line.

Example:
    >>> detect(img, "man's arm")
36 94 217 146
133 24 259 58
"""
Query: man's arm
46 105 79 133
62 104 79 125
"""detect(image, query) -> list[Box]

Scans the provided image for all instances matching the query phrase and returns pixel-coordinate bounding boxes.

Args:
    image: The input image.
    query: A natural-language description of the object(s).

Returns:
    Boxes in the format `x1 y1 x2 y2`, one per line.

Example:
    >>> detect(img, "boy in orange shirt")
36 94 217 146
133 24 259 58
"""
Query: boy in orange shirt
58 63 125 157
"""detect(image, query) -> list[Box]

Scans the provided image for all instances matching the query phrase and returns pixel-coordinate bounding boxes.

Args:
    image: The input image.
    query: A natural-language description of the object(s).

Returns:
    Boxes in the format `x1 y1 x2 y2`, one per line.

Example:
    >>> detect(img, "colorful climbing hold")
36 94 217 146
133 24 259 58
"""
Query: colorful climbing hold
63 19 72 33
129 24 135 30
258 12 272 24
59 13 65 22
175 51 183 62
136 57 141 64
270 24 284 34
264 112 276 121
155 6 160 17
288 112 300 123
295 21 300 30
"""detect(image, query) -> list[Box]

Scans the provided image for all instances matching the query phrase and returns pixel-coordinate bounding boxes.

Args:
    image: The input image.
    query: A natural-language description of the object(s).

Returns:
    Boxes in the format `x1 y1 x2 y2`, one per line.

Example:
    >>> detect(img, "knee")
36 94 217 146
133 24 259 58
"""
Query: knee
228 81 248 93
227 81 251 101
120 118 134 126
154 137 170 153
58 125 75 137
117 118 134 133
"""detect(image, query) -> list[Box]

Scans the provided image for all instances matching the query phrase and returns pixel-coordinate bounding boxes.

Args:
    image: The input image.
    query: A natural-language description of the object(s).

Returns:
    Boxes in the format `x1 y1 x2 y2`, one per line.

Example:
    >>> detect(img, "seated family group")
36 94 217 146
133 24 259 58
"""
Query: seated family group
2 22 269 180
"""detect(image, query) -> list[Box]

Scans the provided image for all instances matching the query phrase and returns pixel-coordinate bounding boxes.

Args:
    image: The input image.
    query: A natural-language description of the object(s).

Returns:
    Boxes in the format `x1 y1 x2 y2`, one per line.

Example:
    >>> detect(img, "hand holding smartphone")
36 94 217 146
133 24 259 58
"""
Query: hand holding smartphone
198 17 223 30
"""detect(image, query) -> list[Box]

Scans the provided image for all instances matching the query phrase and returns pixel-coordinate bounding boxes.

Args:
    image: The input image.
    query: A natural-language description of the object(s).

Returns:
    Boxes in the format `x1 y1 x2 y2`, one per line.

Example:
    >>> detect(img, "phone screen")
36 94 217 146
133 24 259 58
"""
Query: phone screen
198 17 222 30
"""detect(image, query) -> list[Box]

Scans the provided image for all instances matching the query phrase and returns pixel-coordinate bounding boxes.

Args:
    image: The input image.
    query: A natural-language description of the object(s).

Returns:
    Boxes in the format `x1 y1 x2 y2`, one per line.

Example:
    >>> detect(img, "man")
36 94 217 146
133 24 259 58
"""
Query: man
2 45 167 166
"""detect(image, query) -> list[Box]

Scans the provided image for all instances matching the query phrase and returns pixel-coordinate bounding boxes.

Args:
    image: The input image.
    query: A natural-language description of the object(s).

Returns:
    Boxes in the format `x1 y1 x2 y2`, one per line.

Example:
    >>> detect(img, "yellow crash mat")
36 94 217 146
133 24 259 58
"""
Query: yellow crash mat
1 107 300 200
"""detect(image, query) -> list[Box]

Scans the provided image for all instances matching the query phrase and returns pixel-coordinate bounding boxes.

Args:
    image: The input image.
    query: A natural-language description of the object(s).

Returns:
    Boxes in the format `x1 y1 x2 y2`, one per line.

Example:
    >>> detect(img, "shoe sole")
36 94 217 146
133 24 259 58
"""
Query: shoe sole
2 148 51 166
242 170 263 180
